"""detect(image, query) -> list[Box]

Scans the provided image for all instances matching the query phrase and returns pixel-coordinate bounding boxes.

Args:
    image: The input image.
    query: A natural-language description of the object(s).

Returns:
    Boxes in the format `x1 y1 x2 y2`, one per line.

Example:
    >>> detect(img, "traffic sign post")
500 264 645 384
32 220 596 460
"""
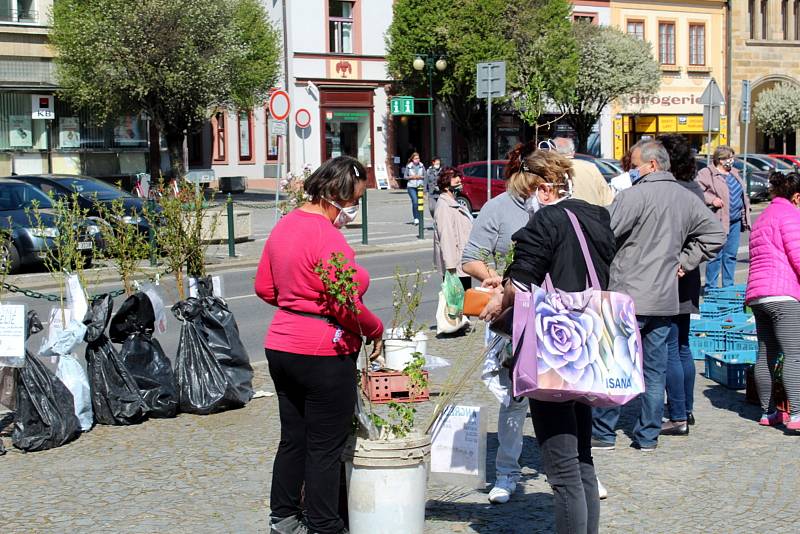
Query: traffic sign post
742 80 752 196
699 78 724 165
295 108 311 166
269 90 291 222
477 62 506 204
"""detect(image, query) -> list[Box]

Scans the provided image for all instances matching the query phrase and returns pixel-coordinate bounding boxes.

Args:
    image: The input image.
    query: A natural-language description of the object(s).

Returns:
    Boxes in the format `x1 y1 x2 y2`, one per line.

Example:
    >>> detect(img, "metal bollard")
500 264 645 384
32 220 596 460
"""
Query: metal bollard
361 188 368 245
147 199 157 266
417 188 425 239
227 194 235 258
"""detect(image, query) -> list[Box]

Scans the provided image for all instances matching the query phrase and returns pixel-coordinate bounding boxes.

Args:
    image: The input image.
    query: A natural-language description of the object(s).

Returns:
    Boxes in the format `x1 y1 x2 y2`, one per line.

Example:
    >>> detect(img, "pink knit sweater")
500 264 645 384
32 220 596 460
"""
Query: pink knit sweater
746 197 800 303
255 209 383 355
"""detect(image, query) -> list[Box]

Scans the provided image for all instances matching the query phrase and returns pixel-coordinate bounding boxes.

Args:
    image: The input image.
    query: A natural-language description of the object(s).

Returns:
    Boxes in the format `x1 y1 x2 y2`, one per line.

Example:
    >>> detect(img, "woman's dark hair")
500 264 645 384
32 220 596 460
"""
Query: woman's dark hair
769 171 800 199
657 134 696 182
504 141 537 179
303 156 367 203
436 166 462 192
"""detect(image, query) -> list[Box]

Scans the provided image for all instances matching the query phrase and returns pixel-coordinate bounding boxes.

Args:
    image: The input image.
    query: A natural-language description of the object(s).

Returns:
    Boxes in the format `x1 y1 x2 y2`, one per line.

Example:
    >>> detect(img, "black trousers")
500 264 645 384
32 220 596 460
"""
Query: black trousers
530 399 599 534
266 349 357 534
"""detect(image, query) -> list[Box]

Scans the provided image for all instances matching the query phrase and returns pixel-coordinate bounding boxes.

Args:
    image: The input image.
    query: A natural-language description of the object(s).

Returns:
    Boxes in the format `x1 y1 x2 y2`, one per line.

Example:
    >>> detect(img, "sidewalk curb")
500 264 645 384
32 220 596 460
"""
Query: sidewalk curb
5 239 434 293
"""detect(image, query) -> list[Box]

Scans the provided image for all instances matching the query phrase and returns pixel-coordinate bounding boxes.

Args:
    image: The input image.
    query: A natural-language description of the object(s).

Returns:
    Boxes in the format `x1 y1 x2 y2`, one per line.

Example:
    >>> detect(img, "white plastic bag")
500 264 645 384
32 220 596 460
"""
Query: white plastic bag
55 353 93 431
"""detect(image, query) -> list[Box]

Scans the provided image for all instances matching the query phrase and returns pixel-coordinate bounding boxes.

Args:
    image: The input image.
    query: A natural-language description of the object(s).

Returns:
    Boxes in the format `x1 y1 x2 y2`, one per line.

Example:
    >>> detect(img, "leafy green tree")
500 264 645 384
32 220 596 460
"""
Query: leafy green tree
505 0 578 129
386 0 514 161
50 0 281 179
555 22 660 153
753 83 800 155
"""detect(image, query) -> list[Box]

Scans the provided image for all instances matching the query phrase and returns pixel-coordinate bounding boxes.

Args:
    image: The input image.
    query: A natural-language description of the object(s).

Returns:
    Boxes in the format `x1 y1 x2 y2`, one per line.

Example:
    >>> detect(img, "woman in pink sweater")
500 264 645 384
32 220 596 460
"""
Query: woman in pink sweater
255 156 384 534
745 171 800 431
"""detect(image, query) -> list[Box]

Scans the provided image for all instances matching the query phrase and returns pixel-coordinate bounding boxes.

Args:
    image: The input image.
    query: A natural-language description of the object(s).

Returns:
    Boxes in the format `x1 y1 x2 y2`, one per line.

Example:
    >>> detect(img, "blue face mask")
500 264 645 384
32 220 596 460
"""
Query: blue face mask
628 168 641 183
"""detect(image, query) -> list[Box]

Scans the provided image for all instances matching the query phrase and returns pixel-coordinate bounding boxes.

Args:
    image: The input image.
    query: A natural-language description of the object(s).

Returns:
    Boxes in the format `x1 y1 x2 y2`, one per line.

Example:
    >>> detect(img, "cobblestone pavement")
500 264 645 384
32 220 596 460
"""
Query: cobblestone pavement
1 323 798 533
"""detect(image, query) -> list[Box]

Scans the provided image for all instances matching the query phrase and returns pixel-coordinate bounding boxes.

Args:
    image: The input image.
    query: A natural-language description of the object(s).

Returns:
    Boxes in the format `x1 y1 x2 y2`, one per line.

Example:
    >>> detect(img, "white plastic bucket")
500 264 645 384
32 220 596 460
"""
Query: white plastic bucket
383 329 427 370
344 434 431 534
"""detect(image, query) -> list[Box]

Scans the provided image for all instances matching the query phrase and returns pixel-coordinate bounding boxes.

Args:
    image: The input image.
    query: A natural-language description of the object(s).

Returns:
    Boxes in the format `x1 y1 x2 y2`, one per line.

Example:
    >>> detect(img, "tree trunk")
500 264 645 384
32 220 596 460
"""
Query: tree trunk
164 128 186 180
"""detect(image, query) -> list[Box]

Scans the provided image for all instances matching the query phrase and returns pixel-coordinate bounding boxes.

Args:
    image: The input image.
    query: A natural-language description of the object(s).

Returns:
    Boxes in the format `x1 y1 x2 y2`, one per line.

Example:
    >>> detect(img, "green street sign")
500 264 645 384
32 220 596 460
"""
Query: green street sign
391 96 414 116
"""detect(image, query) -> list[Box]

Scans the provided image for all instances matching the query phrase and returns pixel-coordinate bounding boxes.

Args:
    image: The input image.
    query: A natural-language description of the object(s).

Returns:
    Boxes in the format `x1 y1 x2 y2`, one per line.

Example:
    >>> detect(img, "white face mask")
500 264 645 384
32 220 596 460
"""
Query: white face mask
325 198 359 228
524 194 540 214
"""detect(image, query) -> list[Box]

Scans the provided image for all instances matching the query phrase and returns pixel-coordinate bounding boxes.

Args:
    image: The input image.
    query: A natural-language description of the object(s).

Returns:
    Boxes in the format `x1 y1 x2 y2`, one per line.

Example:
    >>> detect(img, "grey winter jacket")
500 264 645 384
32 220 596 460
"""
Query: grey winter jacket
607 171 725 316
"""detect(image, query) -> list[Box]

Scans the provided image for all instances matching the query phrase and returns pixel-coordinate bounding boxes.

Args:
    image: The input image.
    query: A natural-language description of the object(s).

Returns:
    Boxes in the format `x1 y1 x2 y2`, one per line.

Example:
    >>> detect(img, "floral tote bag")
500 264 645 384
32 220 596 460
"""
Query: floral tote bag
511 209 644 407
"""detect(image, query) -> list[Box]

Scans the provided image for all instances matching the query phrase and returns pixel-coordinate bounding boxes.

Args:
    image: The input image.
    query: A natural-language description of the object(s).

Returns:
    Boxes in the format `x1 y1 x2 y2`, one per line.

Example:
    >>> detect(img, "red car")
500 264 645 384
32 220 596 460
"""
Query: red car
455 160 508 212
768 154 800 168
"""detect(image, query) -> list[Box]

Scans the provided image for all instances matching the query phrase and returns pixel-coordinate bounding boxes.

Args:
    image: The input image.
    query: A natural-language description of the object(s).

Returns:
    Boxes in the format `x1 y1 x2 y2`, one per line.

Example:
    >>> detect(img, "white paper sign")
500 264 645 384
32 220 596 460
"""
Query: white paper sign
188 276 223 298
9 115 33 147
59 117 81 148
0 304 26 367
430 405 487 488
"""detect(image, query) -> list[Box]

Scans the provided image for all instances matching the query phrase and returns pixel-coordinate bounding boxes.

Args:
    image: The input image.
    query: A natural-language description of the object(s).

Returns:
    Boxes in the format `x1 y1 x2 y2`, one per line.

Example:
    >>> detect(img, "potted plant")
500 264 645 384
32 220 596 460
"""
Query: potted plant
383 268 428 371
314 254 431 534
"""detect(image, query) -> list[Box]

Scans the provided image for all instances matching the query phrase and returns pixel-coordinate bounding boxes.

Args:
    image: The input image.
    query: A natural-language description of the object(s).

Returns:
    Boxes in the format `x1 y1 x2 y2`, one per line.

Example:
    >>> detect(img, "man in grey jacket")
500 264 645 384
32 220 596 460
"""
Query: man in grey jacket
592 140 725 452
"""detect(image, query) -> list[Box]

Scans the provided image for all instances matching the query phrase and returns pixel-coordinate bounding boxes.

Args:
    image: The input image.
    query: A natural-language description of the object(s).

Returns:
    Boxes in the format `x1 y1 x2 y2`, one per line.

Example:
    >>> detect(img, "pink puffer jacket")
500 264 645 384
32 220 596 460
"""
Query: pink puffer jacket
746 197 800 302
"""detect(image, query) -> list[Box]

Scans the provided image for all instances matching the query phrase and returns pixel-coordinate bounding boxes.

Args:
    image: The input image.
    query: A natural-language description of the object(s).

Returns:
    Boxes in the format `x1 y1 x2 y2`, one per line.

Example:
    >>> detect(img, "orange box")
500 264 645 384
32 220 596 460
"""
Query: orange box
361 370 429 404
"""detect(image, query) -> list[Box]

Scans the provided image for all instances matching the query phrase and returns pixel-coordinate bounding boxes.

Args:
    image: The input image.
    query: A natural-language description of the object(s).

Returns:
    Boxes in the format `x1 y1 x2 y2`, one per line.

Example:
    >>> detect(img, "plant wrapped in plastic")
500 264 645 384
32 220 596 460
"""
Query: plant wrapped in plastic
83 295 148 425
13 311 81 452
109 292 178 418
172 296 254 415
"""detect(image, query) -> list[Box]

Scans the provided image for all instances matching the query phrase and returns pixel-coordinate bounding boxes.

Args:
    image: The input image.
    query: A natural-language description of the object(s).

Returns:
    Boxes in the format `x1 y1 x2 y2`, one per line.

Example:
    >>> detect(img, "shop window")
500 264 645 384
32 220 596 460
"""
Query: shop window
762 0 769 39
324 109 371 167
238 110 253 162
212 111 227 163
689 24 706 66
0 92 47 150
626 20 644 40
329 0 354 54
658 22 676 65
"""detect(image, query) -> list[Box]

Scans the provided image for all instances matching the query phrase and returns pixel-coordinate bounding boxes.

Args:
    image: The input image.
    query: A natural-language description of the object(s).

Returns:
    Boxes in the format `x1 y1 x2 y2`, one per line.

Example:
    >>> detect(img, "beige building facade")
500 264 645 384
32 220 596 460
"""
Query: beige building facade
729 0 800 155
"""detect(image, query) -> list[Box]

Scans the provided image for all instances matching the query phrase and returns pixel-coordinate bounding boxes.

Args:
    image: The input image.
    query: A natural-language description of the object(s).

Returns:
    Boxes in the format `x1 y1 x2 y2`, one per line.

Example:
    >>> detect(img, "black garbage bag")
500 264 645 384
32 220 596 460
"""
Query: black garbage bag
109 292 177 418
13 311 81 452
84 295 148 425
172 296 253 414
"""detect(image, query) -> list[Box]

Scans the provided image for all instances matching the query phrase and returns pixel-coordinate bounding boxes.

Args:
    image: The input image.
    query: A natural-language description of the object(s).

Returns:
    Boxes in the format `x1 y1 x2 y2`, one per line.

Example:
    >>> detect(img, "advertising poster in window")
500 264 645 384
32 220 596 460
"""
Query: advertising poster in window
59 117 81 148
239 113 251 159
9 115 33 147
114 115 142 145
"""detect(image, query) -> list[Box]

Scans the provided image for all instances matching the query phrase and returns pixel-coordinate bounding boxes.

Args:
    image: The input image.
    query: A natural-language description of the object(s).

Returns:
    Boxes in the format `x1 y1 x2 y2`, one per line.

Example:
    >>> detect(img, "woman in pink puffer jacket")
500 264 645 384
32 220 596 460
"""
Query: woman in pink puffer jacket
745 172 800 430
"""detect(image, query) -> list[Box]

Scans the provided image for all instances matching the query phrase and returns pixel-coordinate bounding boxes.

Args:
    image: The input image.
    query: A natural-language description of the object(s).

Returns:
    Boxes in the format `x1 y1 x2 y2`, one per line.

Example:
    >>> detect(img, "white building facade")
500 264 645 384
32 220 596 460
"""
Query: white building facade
264 0 394 188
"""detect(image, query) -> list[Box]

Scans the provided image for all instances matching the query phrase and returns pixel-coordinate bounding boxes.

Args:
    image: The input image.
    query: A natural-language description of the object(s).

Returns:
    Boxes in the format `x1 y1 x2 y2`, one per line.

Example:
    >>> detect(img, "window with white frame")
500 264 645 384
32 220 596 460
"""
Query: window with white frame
626 20 644 40
659 22 676 65
329 0 354 54
689 24 706 66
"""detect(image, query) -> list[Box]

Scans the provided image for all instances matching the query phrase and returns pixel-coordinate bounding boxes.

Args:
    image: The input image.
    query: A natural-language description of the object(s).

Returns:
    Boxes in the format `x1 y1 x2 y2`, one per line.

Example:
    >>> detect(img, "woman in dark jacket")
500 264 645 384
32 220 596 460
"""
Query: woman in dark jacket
658 134 702 434
481 150 616 534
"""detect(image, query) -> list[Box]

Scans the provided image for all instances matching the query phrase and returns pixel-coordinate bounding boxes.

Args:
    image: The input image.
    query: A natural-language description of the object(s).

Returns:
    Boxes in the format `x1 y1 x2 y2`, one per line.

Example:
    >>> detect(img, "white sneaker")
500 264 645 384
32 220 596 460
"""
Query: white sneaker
488 475 517 504
597 477 608 500
413 218 419 225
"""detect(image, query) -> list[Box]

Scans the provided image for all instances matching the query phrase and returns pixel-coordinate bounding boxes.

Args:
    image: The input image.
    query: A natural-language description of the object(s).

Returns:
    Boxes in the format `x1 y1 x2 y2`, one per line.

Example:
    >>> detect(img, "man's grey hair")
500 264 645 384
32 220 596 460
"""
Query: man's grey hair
638 140 671 172
553 137 576 157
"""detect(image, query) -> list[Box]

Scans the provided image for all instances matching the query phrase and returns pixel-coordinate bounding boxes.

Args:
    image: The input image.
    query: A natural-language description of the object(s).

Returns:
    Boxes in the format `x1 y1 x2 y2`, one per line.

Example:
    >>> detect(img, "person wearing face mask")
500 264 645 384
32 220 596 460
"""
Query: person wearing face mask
433 167 473 291
696 145 752 293
405 152 426 225
460 142 541 505
425 156 442 218
255 156 384 534
745 171 800 430
479 149 616 534
591 141 724 454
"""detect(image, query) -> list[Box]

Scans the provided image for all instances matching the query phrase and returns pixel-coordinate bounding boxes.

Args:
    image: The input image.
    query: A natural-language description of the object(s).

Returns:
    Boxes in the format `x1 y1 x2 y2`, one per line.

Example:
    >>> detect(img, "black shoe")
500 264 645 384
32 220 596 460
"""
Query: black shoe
660 420 689 436
631 442 658 452
687 412 696 426
591 438 615 450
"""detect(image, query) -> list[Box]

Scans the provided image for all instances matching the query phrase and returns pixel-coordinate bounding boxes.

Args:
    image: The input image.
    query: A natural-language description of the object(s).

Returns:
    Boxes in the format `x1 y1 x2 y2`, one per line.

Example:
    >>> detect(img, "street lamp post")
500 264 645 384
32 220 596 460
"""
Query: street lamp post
413 53 446 240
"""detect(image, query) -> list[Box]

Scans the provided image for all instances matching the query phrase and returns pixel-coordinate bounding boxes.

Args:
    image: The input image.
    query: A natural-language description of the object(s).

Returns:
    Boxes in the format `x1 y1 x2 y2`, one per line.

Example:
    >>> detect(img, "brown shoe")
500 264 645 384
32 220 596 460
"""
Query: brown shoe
660 420 689 436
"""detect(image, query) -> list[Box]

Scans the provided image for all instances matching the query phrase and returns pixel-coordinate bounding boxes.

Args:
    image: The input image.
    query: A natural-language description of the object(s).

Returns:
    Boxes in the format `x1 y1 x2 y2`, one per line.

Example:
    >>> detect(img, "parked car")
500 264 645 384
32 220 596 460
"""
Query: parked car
600 158 624 175
455 160 508 212
574 154 619 183
695 158 769 203
738 154 793 174
0 179 101 273
767 153 800 169
12 174 155 234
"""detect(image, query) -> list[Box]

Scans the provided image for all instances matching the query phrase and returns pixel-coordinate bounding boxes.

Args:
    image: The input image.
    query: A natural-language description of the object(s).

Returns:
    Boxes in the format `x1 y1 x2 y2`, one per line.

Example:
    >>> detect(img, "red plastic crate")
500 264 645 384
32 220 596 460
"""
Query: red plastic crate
361 370 429 404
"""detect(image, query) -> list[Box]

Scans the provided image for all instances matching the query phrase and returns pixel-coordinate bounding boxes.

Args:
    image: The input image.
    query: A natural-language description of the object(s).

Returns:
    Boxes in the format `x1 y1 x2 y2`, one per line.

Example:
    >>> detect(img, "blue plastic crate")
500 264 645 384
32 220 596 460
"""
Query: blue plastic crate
704 350 757 389
699 302 739 319
689 334 722 360
718 313 755 330
725 324 758 352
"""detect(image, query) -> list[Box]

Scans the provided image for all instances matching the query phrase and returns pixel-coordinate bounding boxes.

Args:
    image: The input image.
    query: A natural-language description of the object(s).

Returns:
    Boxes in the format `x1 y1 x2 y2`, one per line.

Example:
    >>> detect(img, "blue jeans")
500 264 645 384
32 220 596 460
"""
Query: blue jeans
407 186 420 222
665 314 695 422
705 220 742 291
592 316 671 448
